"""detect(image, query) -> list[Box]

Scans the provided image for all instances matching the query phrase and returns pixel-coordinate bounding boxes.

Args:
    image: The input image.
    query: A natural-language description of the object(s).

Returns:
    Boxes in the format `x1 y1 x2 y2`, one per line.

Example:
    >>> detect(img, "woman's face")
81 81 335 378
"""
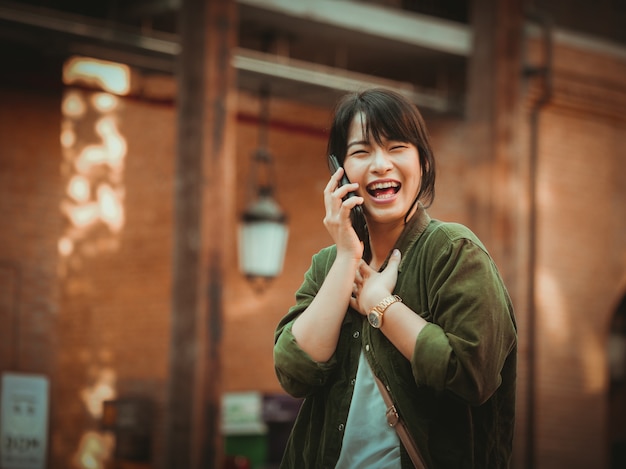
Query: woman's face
343 113 422 227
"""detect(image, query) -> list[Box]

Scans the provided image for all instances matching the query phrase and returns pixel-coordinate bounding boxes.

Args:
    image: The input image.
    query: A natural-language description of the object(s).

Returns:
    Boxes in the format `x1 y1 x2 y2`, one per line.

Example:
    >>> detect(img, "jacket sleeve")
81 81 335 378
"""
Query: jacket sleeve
411 225 517 406
273 248 338 398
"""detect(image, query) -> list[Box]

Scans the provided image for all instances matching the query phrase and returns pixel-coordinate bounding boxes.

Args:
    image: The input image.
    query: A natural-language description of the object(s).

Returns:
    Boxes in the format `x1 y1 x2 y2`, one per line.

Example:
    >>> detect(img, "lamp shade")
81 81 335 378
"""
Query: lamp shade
238 193 288 280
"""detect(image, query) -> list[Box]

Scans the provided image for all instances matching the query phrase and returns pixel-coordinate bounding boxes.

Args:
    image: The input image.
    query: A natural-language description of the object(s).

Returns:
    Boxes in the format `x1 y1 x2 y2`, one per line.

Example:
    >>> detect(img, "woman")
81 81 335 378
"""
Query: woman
273 88 517 468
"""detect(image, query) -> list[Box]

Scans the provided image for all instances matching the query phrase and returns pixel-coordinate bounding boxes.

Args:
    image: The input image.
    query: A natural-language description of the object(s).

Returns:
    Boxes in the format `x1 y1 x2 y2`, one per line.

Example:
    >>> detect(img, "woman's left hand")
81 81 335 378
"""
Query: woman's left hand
350 249 401 315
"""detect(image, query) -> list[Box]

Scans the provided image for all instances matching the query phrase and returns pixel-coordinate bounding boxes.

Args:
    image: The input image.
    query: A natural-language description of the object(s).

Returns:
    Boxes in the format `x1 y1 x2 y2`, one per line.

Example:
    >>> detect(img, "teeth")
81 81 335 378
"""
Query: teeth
368 181 399 190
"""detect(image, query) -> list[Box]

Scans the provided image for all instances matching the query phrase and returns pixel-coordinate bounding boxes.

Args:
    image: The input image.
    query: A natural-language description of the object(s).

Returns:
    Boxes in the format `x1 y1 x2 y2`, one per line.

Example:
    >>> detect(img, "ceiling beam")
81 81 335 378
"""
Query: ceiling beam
238 0 471 56
0 2 179 56
234 48 456 111
111 0 472 57
0 0 463 111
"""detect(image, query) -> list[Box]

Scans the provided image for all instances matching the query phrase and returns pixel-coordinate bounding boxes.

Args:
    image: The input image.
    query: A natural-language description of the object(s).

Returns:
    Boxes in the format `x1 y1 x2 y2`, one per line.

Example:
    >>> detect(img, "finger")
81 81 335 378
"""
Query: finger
349 296 359 311
335 182 360 200
340 196 363 218
357 259 374 277
384 249 402 271
354 268 363 283
324 168 343 194
324 167 344 193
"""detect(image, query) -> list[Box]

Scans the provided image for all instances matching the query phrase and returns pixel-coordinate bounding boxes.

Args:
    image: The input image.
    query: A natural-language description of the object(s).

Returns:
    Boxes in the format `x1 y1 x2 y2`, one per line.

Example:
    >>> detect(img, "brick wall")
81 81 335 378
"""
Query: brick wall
51 87 177 467
0 86 62 374
527 40 626 467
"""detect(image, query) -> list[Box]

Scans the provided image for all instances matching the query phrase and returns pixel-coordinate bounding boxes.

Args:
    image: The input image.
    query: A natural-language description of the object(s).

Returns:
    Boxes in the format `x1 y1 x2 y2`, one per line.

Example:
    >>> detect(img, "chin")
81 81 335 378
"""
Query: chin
367 209 406 225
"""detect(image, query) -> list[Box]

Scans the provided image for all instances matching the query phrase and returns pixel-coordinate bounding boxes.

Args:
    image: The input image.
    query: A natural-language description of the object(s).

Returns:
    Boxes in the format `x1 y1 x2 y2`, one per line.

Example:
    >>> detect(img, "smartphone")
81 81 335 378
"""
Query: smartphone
328 154 368 242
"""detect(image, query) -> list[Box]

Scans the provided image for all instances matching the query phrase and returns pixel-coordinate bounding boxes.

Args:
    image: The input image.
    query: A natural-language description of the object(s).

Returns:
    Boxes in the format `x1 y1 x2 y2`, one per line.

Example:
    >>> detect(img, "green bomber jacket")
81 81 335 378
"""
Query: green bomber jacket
274 206 517 469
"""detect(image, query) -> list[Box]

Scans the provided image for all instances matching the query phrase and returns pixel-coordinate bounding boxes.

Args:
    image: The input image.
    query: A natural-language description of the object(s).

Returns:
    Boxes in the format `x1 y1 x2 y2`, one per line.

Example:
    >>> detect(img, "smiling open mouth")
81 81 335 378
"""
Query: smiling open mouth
367 181 400 199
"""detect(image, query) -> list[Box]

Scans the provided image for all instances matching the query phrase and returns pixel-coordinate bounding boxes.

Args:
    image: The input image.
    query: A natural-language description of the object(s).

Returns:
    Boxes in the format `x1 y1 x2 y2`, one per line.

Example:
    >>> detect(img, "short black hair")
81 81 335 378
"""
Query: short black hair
327 88 436 208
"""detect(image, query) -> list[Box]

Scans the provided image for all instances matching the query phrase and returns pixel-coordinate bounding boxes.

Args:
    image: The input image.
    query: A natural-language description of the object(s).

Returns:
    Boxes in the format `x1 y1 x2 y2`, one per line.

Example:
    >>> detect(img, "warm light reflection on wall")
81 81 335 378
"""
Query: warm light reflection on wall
537 268 605 393
72 431 114 469
581 334 605 393
536 163 607 392
60 57 129 469
81 367 117 419
537 268 570 346
63 56 131 95
70 311 119 466
59 57 128 269
70 367 117 469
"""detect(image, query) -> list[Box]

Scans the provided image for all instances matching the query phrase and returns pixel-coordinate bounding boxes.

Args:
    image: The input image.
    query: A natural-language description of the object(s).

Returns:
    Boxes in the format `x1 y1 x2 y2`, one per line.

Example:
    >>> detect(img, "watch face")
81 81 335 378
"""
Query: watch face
368 311 381 328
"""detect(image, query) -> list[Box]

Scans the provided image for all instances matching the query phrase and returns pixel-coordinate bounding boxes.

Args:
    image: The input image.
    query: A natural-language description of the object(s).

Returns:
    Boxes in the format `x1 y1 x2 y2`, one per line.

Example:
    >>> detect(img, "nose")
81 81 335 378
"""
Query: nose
370 148 393 173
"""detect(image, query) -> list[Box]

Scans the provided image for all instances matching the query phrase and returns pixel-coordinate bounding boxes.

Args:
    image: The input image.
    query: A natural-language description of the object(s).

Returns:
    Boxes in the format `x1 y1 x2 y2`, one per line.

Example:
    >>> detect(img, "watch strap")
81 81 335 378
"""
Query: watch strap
372 295 402 314
369 295 402 328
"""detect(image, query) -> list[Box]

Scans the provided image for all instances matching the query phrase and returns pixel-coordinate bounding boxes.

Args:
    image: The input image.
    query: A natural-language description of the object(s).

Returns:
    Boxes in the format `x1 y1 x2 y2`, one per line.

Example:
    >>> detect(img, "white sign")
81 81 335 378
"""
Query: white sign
1 373 49 469
221 391 267 435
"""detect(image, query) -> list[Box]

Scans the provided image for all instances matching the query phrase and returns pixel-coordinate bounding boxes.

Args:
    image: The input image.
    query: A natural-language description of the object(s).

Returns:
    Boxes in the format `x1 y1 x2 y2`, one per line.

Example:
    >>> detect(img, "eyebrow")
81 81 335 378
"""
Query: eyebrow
347 139 369 149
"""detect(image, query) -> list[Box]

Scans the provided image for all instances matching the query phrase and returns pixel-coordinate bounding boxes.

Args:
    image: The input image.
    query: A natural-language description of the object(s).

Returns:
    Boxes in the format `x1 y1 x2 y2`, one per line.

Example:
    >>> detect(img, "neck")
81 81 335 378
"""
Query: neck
366 202 420 270
367 221 404 270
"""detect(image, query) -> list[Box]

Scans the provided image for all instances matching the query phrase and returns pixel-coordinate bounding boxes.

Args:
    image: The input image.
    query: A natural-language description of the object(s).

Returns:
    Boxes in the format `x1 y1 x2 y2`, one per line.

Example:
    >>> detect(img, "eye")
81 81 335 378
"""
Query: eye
348 148 369 157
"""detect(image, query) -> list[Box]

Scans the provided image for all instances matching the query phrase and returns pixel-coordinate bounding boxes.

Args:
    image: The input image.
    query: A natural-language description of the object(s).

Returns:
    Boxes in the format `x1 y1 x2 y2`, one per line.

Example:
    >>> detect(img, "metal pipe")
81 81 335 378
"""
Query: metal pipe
522 9 553 469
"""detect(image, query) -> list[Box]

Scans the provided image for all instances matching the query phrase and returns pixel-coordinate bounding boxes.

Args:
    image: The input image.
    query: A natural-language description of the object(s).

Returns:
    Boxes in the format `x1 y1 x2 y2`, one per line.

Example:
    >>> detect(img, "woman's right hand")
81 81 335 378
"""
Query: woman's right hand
291 167 363 362
323 167 364 260
290 167 364 362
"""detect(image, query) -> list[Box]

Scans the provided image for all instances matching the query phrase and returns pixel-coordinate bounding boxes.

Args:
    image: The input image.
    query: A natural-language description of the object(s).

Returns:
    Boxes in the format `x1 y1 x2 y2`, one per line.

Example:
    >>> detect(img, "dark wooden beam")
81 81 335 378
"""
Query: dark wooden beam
466 0 524 267
165 0 237 467
467 1 527 468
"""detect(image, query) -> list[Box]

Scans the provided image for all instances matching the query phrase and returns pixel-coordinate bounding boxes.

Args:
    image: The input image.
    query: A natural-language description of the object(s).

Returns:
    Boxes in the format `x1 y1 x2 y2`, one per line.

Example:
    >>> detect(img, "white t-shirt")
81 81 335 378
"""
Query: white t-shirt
335 349 401 468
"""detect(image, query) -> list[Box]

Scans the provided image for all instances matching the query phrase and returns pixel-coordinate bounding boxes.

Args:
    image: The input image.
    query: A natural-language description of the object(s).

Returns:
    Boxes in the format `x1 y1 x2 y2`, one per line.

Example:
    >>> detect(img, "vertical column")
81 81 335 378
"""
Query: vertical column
466 0 526 468
165 0 237 468
467 0 524 281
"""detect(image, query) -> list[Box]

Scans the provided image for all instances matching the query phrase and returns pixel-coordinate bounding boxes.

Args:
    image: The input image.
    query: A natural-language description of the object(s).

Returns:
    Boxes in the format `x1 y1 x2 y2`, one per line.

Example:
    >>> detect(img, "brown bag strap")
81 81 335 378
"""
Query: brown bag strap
373 373 428 469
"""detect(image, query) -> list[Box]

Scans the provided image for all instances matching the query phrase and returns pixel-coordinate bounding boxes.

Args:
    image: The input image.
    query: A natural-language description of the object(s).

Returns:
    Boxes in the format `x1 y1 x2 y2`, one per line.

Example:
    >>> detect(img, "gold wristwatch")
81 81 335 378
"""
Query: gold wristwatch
368 295 402 328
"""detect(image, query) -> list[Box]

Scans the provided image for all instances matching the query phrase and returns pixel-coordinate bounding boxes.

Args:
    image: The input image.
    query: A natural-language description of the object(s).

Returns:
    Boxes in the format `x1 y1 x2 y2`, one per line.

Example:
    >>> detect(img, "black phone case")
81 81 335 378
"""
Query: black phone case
328 154 368 241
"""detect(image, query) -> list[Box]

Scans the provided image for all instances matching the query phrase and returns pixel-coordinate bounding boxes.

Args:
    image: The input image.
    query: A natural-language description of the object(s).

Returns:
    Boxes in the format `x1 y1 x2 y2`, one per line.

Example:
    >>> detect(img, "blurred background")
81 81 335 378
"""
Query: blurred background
0 0 624 468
